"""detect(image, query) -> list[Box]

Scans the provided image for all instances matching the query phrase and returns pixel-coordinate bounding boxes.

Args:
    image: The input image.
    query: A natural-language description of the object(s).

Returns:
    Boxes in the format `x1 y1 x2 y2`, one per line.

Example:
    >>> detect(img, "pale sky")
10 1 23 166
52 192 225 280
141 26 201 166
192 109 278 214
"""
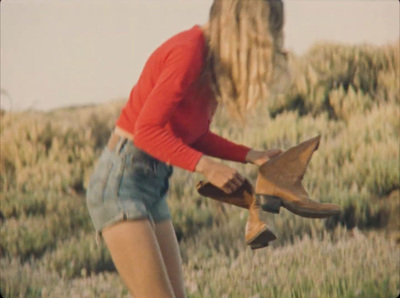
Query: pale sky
1 0 399 111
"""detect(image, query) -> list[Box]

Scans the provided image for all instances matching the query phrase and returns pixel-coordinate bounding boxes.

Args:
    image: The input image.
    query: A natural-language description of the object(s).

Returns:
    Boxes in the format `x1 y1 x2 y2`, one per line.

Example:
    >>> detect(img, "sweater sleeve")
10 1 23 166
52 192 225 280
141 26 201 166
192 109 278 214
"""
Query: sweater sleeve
134 46 204 172
191 130 251 163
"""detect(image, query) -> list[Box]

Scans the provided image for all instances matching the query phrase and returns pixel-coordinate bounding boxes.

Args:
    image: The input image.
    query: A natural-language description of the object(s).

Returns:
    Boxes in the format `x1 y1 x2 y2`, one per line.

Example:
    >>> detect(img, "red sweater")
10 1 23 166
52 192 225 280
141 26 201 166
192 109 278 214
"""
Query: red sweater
116 25 250 171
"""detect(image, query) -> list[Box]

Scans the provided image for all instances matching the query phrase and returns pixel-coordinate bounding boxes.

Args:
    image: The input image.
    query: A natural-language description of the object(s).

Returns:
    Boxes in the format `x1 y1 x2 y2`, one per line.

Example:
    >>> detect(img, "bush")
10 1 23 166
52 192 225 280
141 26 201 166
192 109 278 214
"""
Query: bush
1 42 399 297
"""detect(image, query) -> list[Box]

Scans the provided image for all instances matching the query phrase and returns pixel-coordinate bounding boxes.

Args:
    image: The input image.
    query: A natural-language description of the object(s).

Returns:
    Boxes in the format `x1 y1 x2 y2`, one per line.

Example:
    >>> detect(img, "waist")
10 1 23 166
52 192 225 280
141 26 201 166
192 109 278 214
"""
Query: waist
107 127 134 151
115 126 134 141
106 127 173 174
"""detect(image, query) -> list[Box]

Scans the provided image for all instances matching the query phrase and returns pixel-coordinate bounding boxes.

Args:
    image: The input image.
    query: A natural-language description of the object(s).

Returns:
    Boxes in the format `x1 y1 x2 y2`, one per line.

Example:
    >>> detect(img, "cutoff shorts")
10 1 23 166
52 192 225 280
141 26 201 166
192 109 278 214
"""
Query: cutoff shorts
86 138 173 233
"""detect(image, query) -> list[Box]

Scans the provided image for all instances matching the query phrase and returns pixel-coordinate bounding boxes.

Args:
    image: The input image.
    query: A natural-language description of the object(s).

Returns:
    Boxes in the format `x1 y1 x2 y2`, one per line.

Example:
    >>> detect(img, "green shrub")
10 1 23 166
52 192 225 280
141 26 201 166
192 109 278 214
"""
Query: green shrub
0 194 92 260
41 233 115 279
0 42 399 297
268 43 399 119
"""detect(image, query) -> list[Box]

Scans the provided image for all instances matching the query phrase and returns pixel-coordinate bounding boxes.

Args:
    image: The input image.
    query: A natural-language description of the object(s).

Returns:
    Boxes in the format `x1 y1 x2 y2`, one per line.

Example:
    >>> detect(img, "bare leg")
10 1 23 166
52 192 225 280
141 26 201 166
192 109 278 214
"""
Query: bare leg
102 219 175 298
155 220 186 298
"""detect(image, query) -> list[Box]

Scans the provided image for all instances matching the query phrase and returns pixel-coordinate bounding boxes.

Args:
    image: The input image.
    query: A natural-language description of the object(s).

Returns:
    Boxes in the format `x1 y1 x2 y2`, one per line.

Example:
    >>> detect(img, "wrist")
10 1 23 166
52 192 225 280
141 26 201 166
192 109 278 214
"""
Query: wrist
195 156 213 174
245 149 257 164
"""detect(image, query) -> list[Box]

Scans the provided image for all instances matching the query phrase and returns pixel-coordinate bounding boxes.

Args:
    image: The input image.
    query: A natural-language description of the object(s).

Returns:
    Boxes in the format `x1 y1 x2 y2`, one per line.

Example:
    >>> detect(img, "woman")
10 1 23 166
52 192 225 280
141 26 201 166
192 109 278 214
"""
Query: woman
86 0 285 296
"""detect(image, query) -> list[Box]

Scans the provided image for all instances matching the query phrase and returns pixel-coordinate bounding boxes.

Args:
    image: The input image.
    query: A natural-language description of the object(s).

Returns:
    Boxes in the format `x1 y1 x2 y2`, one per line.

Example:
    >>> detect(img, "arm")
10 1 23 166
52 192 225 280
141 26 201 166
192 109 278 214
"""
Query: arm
191 130 251 163
134 46 205 171
192 130 282 165
133 44 246 192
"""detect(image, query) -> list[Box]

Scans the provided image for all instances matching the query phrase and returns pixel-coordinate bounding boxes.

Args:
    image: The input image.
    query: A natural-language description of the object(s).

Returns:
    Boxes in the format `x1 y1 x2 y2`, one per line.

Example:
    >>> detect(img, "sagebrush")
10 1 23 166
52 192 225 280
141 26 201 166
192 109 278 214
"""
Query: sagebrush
1 42 399 297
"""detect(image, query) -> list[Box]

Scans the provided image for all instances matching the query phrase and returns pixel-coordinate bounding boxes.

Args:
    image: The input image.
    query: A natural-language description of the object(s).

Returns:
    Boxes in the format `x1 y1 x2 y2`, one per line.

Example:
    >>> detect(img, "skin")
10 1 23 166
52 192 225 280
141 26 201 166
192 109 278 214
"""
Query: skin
195 148 282 193
102 148 281 298
154 220 186 298
102 220 176 298
103 151 281 298
102 22 283 298
102 219 187 298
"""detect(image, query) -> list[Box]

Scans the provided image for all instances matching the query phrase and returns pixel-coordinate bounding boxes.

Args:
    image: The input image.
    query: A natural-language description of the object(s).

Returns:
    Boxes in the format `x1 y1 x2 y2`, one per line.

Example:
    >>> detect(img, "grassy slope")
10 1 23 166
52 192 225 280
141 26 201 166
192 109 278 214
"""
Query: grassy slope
1 42 399 297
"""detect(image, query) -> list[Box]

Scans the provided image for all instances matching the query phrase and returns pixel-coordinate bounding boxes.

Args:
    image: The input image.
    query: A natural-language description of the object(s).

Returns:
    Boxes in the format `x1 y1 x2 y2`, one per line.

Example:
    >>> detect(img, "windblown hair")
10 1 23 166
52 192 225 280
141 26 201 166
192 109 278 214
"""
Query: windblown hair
206 0 287 118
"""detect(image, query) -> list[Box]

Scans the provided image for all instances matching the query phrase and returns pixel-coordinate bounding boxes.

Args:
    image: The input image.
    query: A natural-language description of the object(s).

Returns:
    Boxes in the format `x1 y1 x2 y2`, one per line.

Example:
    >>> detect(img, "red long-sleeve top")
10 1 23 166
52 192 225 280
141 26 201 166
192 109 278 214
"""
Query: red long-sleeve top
116 25 250 171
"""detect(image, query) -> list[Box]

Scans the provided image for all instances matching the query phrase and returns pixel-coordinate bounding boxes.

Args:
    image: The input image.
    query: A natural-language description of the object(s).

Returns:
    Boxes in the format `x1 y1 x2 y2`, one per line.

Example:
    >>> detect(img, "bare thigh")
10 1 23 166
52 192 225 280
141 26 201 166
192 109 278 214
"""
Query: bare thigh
102 219 175 298
155 220 186 298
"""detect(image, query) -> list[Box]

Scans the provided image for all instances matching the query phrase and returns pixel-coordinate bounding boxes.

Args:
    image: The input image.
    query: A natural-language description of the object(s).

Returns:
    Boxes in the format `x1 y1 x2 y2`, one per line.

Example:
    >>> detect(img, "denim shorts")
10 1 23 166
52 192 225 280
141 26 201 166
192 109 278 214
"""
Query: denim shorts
86 138 173 233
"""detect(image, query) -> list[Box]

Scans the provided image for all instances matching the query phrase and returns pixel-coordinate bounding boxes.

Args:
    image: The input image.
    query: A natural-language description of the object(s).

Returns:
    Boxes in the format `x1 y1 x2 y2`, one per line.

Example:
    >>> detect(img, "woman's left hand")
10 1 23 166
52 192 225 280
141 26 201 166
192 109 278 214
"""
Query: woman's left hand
245 148 282 166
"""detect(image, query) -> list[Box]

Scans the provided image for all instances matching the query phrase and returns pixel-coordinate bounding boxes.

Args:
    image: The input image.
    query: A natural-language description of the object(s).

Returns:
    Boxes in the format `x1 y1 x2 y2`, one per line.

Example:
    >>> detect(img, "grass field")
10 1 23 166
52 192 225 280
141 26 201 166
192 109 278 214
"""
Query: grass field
1 42 399 297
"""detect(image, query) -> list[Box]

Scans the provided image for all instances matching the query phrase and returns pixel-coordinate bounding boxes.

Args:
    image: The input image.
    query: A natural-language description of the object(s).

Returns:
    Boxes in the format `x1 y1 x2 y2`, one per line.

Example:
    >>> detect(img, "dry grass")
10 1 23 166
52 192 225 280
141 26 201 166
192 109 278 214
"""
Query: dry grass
1 42 399 297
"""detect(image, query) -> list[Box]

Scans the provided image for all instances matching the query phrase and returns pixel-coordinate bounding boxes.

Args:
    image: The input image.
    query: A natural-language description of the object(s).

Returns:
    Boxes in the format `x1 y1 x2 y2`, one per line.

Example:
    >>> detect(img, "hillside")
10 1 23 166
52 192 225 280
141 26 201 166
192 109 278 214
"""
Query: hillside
1 42 399 297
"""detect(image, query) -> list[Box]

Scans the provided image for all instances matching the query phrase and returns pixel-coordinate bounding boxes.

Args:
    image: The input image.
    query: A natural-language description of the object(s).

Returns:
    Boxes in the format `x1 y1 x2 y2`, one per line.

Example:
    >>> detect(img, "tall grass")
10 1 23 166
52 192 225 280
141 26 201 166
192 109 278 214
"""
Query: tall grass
1 42 399 297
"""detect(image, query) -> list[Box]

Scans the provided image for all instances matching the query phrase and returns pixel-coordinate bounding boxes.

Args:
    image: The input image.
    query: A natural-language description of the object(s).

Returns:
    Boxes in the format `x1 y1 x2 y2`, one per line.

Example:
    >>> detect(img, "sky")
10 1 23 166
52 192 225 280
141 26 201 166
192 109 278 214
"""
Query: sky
1 0 399 111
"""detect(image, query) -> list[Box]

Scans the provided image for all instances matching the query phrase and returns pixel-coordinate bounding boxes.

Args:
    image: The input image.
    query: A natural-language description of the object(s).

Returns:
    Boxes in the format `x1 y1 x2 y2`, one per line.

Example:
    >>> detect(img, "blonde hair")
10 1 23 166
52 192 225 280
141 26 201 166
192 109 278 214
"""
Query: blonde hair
205 0 287 118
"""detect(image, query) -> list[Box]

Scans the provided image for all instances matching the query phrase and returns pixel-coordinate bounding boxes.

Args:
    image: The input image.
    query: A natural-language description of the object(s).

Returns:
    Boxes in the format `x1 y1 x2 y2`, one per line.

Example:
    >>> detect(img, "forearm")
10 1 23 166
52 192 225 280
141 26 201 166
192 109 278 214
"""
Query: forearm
191 131 251 163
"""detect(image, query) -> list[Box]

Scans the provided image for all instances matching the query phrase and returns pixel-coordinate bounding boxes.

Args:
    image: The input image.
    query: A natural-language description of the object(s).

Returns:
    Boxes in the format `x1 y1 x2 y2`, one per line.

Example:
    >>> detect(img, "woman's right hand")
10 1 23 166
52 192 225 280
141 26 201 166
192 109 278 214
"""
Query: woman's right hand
195 156 245 193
